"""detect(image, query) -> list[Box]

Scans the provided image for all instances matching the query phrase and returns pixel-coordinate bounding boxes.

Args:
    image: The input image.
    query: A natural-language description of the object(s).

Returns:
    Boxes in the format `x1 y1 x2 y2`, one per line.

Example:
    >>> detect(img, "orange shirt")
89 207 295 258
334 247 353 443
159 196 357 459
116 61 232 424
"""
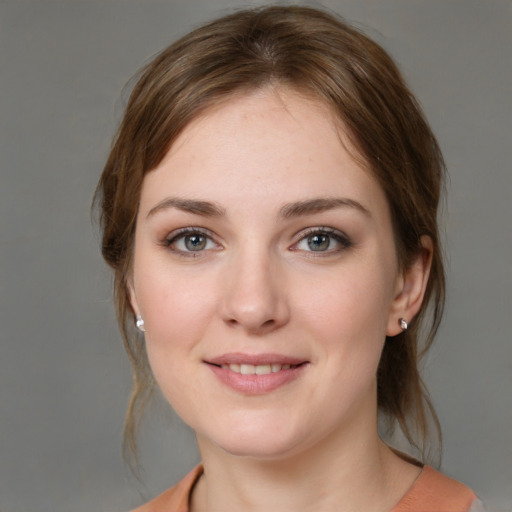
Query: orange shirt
132 465 480 512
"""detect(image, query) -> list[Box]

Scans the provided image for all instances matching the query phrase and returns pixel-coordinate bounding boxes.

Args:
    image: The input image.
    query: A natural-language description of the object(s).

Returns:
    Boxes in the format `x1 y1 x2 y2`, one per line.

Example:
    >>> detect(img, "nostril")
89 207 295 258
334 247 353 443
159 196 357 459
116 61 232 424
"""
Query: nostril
219 282 290 333
224 315 279 333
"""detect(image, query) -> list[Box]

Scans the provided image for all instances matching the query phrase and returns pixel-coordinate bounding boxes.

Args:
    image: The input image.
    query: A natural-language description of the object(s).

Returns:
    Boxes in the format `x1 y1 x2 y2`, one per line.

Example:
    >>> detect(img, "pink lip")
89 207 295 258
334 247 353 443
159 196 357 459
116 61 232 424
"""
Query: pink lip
204 353 309 395
206 352 306 366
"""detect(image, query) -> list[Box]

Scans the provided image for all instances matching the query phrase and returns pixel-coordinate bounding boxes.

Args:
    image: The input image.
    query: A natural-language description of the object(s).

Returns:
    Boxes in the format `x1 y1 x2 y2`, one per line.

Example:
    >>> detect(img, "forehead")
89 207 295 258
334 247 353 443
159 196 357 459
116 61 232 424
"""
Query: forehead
167 87 356 158
139 87 385 217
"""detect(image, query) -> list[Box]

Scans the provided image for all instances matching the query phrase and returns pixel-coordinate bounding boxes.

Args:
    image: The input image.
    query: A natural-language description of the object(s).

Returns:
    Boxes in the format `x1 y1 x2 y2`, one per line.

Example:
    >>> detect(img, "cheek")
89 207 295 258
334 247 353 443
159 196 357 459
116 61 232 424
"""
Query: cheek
135 262 217 341
139 273 216 417
295 262 394 342
133 264 219 401
293 258 395 391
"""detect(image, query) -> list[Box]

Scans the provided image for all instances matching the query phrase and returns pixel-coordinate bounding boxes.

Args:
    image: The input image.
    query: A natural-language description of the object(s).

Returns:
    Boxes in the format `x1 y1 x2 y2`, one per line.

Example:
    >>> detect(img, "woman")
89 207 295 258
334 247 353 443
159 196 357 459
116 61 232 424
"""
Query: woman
95 6 484 511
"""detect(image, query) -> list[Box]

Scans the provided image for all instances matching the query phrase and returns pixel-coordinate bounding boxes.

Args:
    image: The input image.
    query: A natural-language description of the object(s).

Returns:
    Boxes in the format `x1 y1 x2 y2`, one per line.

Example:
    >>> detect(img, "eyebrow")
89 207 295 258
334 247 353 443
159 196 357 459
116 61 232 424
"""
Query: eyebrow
280 197 371 218
146 196 370 220
147 197 226 218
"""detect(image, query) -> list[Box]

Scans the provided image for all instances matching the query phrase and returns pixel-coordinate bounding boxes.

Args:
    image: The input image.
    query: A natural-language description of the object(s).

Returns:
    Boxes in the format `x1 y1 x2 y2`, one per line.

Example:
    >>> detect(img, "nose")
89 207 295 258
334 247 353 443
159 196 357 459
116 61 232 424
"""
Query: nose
219 248 290 335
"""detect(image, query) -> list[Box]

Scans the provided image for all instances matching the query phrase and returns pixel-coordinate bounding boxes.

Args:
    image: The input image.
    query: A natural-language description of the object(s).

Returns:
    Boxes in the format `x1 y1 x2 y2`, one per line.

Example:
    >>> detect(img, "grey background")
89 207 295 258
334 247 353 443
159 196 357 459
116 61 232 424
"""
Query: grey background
0 0 510 511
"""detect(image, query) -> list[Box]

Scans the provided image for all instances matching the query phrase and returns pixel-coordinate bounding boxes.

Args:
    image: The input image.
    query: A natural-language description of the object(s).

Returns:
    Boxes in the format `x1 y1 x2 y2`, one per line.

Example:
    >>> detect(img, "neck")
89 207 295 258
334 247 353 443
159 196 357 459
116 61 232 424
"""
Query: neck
191 399 421 512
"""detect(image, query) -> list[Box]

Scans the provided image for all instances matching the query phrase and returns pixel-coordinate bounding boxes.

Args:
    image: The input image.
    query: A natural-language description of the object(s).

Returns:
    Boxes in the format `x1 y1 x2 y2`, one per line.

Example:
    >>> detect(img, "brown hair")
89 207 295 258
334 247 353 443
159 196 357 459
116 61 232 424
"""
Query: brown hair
95 5 445 467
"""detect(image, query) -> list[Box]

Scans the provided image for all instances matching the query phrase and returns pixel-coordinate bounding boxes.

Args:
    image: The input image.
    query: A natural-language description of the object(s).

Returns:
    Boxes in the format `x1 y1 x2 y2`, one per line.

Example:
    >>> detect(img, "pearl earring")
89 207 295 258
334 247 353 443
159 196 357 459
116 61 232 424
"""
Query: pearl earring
399 318 408 331
135 316 146 332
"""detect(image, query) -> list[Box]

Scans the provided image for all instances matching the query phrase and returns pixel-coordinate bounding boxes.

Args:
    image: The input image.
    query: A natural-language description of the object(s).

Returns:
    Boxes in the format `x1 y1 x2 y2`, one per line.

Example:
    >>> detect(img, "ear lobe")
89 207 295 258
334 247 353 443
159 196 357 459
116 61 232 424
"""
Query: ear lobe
386 236 433 336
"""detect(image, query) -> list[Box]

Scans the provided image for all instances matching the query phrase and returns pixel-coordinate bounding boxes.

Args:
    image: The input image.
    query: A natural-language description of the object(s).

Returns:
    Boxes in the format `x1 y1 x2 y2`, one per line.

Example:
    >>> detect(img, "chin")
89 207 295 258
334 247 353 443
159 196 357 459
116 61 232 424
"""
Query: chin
218 437 302 460
198 416 309 460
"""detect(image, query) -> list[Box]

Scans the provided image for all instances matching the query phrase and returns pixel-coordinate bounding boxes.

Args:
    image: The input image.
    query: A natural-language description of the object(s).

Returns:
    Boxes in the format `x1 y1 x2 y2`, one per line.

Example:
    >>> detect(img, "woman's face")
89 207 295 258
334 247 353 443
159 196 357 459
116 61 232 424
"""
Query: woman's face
129 89 416 459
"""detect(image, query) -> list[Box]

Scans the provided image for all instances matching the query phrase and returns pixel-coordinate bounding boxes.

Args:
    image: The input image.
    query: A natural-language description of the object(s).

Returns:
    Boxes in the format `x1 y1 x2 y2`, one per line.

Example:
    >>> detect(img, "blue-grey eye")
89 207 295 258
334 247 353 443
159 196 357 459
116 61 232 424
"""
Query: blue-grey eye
307 234 330 251
171 232 216 252
184 234 207 251
295 230 350 253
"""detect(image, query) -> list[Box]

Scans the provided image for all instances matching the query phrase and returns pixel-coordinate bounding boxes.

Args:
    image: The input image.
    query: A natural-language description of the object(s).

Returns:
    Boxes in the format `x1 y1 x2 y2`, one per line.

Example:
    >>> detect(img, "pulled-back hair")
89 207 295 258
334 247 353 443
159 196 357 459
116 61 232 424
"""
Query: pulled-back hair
95 5 445 467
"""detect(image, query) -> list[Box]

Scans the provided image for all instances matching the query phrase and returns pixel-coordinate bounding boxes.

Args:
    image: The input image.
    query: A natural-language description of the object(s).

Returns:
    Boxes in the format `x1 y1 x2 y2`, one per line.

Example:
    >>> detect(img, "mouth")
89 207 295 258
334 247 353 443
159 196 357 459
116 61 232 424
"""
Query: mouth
216 362 301 375
204 353 308 394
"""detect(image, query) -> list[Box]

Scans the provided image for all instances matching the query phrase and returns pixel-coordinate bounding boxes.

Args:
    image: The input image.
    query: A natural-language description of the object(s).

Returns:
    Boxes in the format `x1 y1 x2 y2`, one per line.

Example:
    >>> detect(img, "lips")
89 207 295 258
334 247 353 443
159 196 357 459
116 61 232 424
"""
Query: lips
205 352 306 366
204 353 308 394
222 363 296 375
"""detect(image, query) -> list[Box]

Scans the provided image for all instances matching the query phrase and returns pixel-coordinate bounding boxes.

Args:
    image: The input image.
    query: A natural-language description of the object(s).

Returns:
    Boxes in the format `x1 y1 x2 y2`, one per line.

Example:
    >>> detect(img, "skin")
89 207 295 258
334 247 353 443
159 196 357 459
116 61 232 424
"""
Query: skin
129 88 432 511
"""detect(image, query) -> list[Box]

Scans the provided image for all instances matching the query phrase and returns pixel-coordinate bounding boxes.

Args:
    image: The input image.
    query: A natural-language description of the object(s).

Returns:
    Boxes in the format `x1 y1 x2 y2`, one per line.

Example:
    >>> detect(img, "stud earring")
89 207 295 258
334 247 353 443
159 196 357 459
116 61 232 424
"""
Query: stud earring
135 316 146 332
399 318 408 331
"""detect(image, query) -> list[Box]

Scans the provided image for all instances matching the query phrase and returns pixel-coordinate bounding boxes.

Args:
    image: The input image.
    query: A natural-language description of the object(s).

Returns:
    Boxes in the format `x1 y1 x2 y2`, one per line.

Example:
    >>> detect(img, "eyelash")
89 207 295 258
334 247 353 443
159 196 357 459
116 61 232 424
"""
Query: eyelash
162 226 353 258
291 227 353 256
163 227 220 258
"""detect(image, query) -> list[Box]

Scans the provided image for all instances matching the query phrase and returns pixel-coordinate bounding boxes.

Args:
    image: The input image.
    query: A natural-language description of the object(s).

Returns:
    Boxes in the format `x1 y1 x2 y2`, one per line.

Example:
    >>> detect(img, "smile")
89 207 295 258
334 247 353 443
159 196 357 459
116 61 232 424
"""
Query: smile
205 354 308 395
220 363 297 375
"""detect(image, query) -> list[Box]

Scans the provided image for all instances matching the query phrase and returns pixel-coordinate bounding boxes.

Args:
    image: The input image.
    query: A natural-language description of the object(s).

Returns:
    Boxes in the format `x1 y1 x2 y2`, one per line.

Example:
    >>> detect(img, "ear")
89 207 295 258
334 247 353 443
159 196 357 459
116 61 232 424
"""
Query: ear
126 276 141 318
386 236 433 336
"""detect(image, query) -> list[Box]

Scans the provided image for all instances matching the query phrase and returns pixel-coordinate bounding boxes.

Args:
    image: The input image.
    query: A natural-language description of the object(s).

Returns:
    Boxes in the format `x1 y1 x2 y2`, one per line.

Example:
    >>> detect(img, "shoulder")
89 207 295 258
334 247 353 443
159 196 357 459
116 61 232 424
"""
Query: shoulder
131 466 203 512
392 465 480 512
